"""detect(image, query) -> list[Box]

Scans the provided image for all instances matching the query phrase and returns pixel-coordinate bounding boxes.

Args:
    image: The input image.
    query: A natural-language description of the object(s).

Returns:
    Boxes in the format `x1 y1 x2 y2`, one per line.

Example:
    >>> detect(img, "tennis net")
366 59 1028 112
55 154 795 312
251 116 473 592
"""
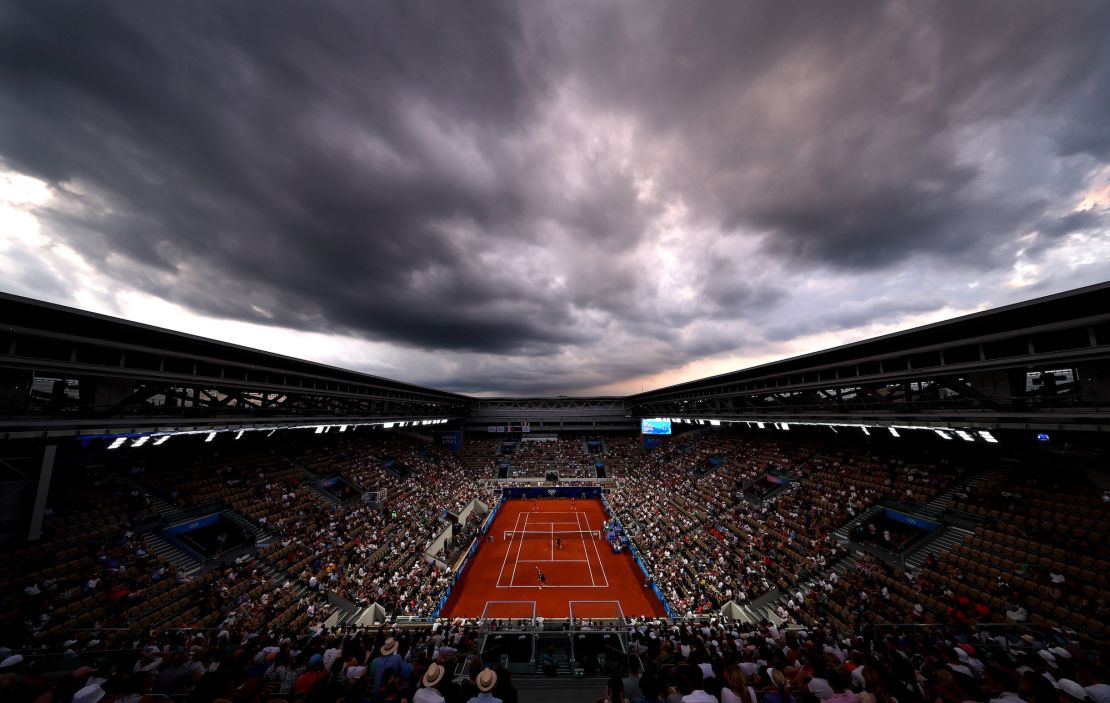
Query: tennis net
502 529 601 540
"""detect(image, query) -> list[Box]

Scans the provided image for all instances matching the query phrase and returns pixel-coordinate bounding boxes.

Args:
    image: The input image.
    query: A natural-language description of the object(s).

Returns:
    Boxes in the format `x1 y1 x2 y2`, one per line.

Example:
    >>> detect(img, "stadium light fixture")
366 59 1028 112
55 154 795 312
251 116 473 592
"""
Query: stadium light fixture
955 430 975 442
383 422 395 429
861 426 870 436
107 437 128 450
267 429 276 437
235 430 244 440
153 435 170 446
709 419 721 426
780 423 789 431
131 436 150 447
315 426 324 434
934 430 952 440
756 422 765 429
205 431 217 442
977 431 998 443
889 427 900 437
339 425 348 432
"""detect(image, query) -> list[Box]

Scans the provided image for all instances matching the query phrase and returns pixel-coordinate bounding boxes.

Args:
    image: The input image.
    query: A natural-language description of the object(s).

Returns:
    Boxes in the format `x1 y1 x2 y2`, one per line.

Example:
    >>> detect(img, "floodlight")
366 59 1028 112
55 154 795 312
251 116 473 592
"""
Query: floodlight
108 437 128 450
132 436 150 447
315 426 324 434
205 431 217 442
780 423 790 431
861 426 870 436
955 430 974 442
235 430 244 440
889 427 900 437
756 422 765 429
153 435 170 446
339 425 348 432
977 431 998 443
934 430 952 440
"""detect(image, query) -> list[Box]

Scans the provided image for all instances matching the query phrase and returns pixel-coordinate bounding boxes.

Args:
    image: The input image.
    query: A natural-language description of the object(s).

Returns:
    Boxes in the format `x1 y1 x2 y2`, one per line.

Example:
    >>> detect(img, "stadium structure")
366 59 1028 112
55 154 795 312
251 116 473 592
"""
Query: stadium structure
1 282 1108 701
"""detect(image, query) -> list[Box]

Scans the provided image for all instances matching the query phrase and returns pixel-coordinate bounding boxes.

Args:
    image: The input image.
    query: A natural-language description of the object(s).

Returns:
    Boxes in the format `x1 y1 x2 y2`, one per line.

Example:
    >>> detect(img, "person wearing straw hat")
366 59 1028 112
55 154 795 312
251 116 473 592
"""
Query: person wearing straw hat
414 662 447 703
466 668 502 703
371 637 410 698
72 683 106 703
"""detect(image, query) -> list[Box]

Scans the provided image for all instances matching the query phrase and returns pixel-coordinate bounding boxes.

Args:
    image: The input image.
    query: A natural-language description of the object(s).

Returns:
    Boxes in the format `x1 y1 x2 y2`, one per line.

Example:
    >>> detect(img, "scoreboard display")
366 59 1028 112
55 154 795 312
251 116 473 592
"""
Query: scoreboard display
640 418 672 435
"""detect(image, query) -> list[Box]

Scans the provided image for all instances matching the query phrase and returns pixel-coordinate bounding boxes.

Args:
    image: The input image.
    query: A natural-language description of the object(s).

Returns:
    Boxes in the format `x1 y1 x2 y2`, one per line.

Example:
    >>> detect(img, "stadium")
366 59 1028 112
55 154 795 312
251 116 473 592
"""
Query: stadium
3 2 1110 703
0 285 1108 702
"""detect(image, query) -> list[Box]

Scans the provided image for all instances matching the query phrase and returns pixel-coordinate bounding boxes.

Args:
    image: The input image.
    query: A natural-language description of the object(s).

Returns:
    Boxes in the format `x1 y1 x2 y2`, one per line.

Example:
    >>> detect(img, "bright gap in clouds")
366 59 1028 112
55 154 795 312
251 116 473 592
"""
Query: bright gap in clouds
2 161 1110 396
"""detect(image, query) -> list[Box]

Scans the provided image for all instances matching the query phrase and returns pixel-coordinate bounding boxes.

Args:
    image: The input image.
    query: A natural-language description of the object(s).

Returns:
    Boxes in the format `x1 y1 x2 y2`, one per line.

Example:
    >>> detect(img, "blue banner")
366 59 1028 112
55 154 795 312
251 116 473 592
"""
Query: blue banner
883 509 940 531
165 513 220 535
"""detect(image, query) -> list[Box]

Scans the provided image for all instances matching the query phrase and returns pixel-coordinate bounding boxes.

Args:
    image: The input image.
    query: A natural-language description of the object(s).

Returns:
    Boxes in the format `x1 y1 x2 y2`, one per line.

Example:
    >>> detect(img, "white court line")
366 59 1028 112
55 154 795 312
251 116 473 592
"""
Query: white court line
517 559 590 563
509 511 529 587
575 511 597 587
482 600 536 620
496 511 523 588
503 581 608 586
550 522 554 561
584 512 610 587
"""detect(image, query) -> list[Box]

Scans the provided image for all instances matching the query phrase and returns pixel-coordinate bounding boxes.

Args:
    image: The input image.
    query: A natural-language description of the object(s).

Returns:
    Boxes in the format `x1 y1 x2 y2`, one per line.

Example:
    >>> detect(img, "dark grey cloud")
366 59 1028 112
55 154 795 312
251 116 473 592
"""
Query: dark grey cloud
559 1 1110 268
1 0 1108 393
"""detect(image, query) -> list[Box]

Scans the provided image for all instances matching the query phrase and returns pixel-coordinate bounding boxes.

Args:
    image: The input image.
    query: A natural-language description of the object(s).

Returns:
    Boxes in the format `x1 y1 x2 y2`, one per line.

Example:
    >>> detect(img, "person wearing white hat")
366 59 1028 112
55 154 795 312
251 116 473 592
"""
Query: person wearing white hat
466 669 500 703
0 653 23 669
1059 679 1092 703
72 683 106 703
414 662 447 703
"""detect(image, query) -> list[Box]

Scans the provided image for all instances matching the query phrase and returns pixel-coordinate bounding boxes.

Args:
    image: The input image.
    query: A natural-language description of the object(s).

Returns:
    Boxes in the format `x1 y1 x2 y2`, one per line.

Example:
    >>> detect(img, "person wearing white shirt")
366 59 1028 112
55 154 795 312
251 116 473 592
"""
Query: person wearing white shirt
681 666 717 703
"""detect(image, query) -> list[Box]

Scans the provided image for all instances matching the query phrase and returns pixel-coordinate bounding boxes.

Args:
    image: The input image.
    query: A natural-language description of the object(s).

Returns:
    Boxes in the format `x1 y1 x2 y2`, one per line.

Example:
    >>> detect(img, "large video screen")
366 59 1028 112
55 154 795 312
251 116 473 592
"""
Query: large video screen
641 418 672 435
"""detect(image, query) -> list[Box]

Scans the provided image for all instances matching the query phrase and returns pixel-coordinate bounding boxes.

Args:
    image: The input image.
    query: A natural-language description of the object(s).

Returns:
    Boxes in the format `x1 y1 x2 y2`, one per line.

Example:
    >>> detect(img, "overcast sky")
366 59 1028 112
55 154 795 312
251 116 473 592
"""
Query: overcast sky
2 2 1109 396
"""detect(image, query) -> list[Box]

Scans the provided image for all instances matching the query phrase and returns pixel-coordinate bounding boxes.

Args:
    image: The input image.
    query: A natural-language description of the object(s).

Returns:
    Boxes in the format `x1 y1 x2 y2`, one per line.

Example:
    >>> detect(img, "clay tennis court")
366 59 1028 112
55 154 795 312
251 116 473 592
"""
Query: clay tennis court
440 497 667 619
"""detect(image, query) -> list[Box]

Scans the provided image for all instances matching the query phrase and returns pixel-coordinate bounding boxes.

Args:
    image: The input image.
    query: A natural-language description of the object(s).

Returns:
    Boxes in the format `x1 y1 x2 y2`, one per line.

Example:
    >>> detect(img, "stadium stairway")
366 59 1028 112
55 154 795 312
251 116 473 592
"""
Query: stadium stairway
141 530 203 577
903 525 975 570
265 446 321 483
323 605 373 629
916 467 1000 519
105 473 190 523
832 504 884 544
222 509 274 547
738 554 859 626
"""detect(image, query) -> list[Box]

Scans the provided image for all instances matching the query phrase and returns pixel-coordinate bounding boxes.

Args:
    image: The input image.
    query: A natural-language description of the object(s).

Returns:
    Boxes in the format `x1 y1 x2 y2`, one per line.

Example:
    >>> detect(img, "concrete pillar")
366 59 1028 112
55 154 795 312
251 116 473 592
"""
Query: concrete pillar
28 444 56 541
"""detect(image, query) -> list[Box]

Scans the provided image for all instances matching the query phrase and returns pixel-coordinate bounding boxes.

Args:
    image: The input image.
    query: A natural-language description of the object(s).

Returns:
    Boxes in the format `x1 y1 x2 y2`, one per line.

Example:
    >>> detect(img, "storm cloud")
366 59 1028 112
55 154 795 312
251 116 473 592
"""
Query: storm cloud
1 1 1108 395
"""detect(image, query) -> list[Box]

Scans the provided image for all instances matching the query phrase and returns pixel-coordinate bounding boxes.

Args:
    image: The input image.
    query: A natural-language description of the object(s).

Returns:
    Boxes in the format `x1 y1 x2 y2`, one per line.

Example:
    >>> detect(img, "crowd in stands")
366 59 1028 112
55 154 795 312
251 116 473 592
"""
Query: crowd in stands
593 617 1109 703
606 433 959 617
506 437 598 478
0 427 1107 703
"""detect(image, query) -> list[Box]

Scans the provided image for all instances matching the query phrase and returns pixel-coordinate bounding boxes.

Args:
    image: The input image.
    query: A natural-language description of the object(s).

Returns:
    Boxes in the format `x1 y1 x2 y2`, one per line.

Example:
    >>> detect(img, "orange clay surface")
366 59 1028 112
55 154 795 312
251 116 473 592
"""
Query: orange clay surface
440 498 667 620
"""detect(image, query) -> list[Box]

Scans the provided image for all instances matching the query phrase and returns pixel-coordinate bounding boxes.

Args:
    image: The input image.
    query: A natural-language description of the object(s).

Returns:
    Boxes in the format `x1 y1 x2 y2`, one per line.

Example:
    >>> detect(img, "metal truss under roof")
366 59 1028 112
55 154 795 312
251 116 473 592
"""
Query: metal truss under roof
629 282 1110 430
2 282 1110 437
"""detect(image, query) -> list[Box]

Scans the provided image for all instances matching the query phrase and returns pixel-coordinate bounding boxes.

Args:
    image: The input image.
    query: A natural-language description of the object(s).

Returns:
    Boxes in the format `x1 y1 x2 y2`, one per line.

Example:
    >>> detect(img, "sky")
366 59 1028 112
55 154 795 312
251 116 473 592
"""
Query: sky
1 2 1109 397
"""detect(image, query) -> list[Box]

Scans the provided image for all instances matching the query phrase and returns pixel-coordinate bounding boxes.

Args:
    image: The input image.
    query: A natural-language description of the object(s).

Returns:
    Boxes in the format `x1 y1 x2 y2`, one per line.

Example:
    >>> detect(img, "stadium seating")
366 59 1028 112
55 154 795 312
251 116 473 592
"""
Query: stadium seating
0 428 1106 703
